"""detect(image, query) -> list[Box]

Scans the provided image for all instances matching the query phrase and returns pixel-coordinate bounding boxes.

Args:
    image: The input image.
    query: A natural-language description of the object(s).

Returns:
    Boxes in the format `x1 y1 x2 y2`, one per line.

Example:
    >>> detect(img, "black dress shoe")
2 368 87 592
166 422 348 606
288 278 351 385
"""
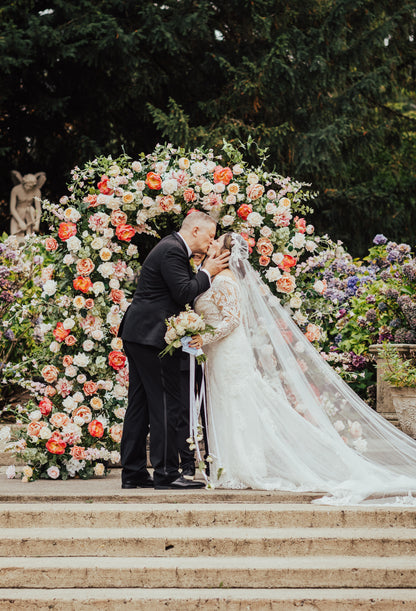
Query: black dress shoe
181 465 196 480
121 476 154 489
154 475 205 490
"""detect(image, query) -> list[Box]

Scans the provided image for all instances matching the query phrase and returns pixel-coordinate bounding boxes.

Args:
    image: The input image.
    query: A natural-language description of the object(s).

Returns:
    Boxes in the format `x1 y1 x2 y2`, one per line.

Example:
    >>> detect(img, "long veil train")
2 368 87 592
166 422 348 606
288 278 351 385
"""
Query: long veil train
205 234 416 505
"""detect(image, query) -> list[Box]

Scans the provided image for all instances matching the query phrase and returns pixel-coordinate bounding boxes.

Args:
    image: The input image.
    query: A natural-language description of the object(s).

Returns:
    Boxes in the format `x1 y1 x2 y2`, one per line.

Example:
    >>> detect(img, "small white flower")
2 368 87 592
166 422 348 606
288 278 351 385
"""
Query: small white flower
305 240 317 252
132 161 142 172
260 226 272 238
29 410 42 422
265 267 282 282
272 253 284 265
66 236 81 252
83 340 95 352
49 341 60 353
63 254 75 265
109 278 120 289
247 172 259 184
232 164 243 175
73 352 90 368
6 465 16 479
201 181 213 195
247 212 264 227
92 282 105 296
63 318 75 330
162 178 178 195
291 233 305 249
221 214 235 227
42 280 57 296
47 466 60 479
39 427 52 440
91 237 104 250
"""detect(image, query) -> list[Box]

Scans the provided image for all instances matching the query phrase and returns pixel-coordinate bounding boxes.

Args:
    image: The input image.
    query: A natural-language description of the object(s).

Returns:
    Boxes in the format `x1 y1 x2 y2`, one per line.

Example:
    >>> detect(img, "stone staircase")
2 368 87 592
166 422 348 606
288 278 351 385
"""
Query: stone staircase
1 479 416 609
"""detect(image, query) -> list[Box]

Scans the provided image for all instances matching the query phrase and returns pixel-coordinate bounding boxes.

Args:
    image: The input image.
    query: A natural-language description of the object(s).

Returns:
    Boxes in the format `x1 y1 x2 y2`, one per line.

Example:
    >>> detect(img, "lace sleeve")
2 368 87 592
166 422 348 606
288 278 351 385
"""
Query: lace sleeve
202 277 241 345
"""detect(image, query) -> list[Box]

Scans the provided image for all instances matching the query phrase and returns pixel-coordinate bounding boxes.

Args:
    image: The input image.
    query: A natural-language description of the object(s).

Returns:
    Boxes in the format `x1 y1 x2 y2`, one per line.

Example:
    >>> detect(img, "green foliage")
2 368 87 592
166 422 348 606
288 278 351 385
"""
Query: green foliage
380 343 416 387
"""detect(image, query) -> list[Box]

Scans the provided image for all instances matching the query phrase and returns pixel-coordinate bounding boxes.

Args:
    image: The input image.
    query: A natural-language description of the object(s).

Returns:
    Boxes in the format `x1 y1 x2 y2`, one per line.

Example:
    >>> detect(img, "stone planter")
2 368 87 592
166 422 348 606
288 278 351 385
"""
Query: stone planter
369 344 416 428
390 387 416 438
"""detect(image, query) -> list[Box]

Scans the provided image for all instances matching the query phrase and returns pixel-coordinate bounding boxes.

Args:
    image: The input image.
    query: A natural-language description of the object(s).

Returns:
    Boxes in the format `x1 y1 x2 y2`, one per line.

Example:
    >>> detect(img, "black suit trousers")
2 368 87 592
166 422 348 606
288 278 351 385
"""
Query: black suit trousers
120 341 181 486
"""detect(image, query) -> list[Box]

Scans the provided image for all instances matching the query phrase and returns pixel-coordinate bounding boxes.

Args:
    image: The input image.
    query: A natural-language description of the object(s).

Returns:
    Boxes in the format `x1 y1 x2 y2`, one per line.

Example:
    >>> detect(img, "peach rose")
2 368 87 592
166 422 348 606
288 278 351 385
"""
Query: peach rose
83 194 98 208
294 217 307 233
247 183 265 200
50 412 70 428
45 385 56 397
58 222 77 241
85 298 95 309
45 237 58 252
227 183 239 195
256 237 274 257
83 381 98 396
108 350 127 371
259 255 270 266
62 355 73 368
115 224 135 242
70 445 87 460
39 397 53 416
183 188 196 203
145 172 162 190
305 323 321 343
88 420 104 438
53 322 71 343
110 209 128 227
41 365 59 384
213 166 233 185
278 254 297 271
122 192 134 204
159 195 175 212
72 405 92 423
110 289 124 304
27 421 47 437
276 273 296 294
65 335 77 346
73 276 93 293
109 424 123 443
76 258 95 276
90 396 103 410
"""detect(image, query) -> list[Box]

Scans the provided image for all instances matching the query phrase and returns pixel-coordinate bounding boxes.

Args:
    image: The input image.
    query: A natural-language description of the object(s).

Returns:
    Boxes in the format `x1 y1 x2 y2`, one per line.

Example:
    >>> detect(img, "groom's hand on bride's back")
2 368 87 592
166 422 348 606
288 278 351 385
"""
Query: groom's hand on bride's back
203 250 230 277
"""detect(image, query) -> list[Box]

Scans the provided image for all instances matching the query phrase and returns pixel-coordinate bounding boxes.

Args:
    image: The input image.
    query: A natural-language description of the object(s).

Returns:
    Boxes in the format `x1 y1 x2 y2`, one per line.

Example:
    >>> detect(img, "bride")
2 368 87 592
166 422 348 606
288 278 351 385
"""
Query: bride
193 232 416 505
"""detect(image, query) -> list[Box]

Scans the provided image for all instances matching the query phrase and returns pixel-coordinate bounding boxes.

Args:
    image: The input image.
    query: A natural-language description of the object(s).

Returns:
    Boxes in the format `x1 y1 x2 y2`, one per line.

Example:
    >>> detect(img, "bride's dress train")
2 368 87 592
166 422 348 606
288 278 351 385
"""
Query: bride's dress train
194 236 416 505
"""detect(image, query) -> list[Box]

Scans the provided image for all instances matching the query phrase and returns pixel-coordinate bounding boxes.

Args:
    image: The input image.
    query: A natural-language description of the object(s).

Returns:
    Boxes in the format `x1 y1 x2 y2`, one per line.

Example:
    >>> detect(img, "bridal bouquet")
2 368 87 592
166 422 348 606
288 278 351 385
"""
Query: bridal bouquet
160 305 214 364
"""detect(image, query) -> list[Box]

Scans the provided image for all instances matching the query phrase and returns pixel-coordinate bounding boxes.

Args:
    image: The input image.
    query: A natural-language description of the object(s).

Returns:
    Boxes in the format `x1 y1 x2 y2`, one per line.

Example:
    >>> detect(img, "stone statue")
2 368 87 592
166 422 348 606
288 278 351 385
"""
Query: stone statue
10 171 46 238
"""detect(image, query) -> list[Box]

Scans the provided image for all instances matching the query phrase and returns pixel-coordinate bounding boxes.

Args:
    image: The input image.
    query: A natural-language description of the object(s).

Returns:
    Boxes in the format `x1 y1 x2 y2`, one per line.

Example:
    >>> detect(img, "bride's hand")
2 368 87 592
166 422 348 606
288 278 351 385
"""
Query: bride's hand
189 334 203 349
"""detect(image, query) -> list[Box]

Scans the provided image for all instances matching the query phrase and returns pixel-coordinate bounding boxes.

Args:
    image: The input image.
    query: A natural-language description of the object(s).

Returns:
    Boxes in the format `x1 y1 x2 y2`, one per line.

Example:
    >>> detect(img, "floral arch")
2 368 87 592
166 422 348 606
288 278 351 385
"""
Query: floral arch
12 142 328 481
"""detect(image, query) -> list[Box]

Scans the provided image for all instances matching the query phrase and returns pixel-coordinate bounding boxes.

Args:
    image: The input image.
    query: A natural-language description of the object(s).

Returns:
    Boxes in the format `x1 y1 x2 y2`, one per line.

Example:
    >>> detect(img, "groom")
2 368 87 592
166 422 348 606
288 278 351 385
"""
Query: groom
118 211 229 490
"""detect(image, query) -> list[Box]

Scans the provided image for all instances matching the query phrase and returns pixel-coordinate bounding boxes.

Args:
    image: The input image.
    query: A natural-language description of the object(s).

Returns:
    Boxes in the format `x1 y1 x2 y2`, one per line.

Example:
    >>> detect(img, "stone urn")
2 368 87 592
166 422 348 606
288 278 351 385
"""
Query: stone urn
389 387 416 439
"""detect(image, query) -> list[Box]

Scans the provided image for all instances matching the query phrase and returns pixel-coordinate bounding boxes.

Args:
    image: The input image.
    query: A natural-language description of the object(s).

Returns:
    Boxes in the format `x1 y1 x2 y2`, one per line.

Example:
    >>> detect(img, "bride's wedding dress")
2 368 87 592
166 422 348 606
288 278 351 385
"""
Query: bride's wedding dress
194 235 416 505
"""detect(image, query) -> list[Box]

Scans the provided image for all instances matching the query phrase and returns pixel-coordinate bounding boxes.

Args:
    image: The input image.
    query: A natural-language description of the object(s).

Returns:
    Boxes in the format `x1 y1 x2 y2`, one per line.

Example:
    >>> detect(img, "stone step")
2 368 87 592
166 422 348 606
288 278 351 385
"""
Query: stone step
1 556 416 588
0 526 414 558
2 502 416 529
1 588 416 610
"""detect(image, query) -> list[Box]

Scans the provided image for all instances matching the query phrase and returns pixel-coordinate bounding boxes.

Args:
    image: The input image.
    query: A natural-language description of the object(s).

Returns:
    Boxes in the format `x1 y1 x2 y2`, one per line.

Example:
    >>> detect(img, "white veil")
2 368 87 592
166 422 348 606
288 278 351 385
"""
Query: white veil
224 233 416 504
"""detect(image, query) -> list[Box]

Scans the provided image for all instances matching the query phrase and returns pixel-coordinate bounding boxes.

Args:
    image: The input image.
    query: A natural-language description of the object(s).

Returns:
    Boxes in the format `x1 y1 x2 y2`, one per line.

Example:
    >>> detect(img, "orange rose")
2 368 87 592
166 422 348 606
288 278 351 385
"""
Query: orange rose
83 381 98 396
83 194 99 207
110 289 124 304
44 237 58 252
73 276 93 293
97 174 113 195
62 355 73 368
115 224 135 242
237 204 252 220
183 188 196 203
46 437 67 455
276 273 296 294
109 424 123 443
72 405 92 423
53 322 71 343
108 350 126 371
213 166 233 185
247 183 265 200
58 222 77 241
45 386 56 397
27 421 47 437
39 397 53 416
159 195 175 212
50 412 70 428
88 420 104 438
259 255 270 266
145 172 162 190
41 365 59 384
76 258 95 276
256 237 274 257
70 445 87 460
278 254 297 271
110 209 128 227
65 335 77 346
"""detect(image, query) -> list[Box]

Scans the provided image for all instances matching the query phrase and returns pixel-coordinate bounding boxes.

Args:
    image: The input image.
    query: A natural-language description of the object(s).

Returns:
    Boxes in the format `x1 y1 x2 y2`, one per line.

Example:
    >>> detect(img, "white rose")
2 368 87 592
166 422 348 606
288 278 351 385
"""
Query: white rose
63 396 77 411
108 164 121 177
97 262 114 278
94 463 105 476
132 161 142 172
43 280 57 296
111 337 123 350
63 207 81 223
49 341 60 353
306 224 314 235
272 252 284 265
63 254 75 265
109 278 120 289
39 427 52 440
63 318 75 330
103 228 114 239
201 181 213 195
83 340 95 352
112 384 128 399
293 311 308 325
313 280 325 294
291 233 305 249
289 295 302 309
247 172 259 184
142 196 154 208
214 182 225 193
305 240 317 252
66 236 81 252
265 267 282 282
162 178 178 195
178 157 190 170
91 329 104 341
92 282 105 296
126 244 138 256
91 237 104 250
232 164 243 175
29 410 42 422
190 162 206 176
97 193 109 205
99 248 112 261
114 407 126 419
77 374 87 384
225 195 236 206
247 212 264 227
73 352 90 368
65 365 77 378
265 202 277 215
260 226 272 238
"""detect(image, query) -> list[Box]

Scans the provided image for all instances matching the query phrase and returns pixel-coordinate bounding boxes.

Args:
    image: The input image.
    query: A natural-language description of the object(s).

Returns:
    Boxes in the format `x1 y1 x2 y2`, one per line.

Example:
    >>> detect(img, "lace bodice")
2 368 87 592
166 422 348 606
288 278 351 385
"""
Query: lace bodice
194 274 241 345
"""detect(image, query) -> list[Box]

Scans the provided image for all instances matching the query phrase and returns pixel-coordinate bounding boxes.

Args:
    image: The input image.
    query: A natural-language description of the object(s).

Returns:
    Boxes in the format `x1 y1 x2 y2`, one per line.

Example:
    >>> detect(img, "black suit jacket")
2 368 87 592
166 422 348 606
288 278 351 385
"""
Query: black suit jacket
119 232 210 349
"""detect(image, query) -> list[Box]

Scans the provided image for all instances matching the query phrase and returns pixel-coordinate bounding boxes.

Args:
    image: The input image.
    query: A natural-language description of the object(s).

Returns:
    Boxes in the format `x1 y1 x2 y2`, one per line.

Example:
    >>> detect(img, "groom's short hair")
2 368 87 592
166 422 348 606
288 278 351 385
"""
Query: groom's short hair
181 210 216 231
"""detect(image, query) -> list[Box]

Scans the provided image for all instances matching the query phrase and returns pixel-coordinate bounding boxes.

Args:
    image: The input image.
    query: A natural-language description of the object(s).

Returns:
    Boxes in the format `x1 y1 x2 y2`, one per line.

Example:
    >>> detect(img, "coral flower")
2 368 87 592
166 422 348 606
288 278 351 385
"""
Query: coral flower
97 175 113 195
39 397 53 416
53 322 71 342
237 204 252 220
108 350 127 371
73 276 93 293
88 420 104 438
145 172 162 190
115 224 135 242
278 254 297 271
44 237 58 252
58 222 77 241
213 166 233 185
46 437 67 455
